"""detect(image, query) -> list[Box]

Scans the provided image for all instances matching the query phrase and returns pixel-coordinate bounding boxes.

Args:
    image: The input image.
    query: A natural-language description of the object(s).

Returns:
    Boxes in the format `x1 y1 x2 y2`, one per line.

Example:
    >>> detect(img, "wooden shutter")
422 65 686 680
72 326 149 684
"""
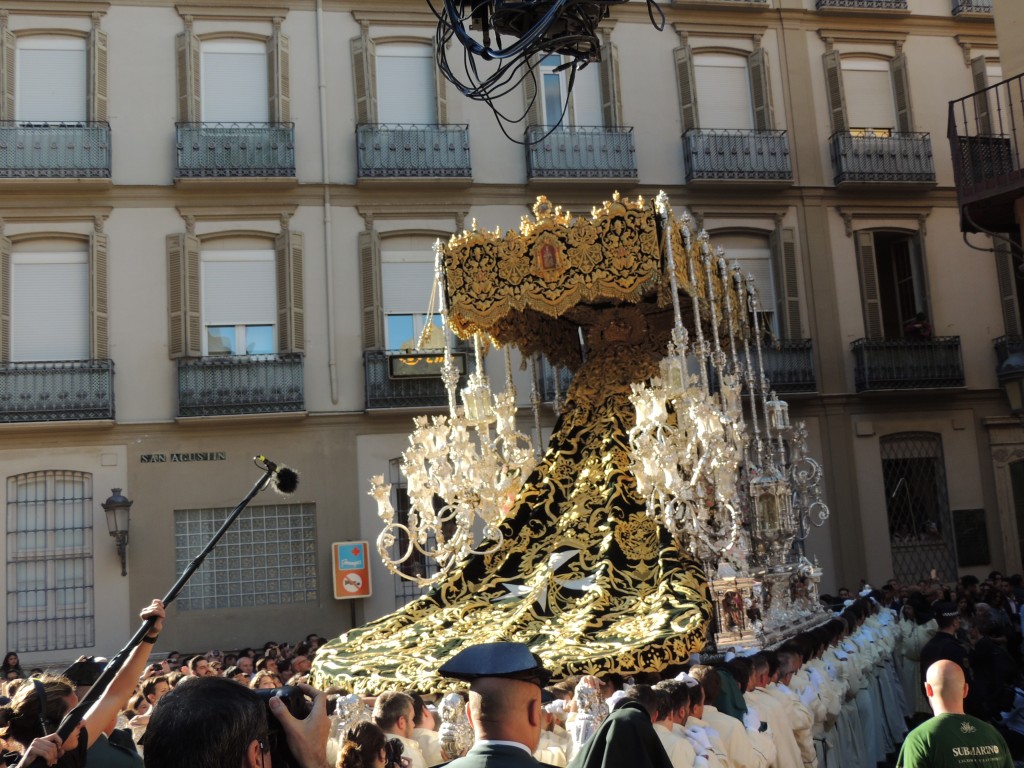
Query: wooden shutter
268 28 290 123
674 43 699 132
891 53 912 133
275 230 304 353
823 50 847 133
855 231 884 340
748 48 773 131
351 34 377 125
0 26 14 122
0 234 9 362
175 31 200 123
359 229 383 350
769 227 802 339
971 56 992 135
167 233 201 358
995 238 1021 337
599 41 622 128
523 56 542 127
89 232 108 359
89 26 108 122
434 58 447 125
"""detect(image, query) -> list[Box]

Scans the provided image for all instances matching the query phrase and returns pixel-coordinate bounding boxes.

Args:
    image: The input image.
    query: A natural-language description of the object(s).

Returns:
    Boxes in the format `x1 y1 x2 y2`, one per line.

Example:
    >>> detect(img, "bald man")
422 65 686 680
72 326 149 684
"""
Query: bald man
896 660 1012 768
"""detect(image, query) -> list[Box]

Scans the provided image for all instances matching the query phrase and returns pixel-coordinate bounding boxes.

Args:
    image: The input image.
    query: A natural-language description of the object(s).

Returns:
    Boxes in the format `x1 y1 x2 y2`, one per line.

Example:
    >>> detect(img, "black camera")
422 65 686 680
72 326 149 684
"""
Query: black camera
253 686 311 768
383 737 406 768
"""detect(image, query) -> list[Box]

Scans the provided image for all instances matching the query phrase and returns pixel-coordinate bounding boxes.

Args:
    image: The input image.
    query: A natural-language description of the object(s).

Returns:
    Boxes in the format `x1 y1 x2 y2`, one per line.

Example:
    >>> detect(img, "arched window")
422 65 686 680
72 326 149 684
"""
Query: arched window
16 35 87 123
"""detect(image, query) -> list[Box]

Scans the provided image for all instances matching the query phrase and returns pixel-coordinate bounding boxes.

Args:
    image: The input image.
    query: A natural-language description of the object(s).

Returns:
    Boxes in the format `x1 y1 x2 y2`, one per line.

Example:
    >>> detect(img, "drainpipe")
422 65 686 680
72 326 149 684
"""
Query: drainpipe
316 0 339 403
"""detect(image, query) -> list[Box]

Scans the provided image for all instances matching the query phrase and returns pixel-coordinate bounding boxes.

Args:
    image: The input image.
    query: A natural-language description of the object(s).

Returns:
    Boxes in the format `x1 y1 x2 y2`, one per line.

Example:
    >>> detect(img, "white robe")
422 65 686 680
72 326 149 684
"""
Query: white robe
654 721 697 768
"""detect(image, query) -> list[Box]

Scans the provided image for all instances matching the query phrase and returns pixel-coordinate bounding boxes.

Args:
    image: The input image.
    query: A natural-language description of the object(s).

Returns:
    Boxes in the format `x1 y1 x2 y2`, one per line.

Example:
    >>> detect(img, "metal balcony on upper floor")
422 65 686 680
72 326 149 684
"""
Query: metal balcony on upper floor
761 339 817 394
534 357 574 405
0 359 114 422
816 0 908 9
683 129 792 184
951 0 991 14
357 124 471 180
829 131 935 185
526 126 637 182
851 337 964 392
364 349 470 410
0 122 110 179
176 123 295 179
177 354 304 417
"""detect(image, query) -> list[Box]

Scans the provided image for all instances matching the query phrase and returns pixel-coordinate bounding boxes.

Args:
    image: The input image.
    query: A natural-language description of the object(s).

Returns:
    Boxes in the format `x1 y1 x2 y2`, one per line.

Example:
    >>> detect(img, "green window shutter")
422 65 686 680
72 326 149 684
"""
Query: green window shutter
268 28 290 123
166 233 201 358
971 56 991 135
674 43 699 133
599 41 622 128
891 53 912 134
823 50 847 133
995 239 1021 337
89 26 108 122
0 234 9 362
770 227 802 339
90 232 108 359
275 229 304 353
0 26 15 122
748 48 773 132
523 56 543 127
351 34 377 125
855 231 884 340
359 229 383 350
175 31 201 122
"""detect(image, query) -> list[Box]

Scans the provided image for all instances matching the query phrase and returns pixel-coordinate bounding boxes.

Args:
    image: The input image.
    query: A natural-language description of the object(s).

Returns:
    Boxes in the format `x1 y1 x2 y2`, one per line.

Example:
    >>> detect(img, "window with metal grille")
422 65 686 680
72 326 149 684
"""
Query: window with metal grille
173 503 318 611
389 458 437 607
6 470 94 652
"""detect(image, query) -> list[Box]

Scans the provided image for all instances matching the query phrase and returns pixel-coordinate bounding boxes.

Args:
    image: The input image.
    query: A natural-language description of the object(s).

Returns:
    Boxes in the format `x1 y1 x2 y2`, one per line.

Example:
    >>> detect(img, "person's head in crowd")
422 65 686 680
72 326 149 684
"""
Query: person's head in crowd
749 653 771 689
373 691 415 739
166 671 185 688
340 720 388 768
206 650 225 665
0 674 79 753
2 653 21 676
256 656 279 675
724 657 752 693
409 692 433 731
263 643 280 661
123 692 151 720
237 656 254 676
689 665 721 707
290 655 312 677
599 673 623 700
934 602 960 633
617 684 663 722
165 651 182 669
924 660 968 715
250 671 283 691
224 666 248 684
144 675 171 707
837 587 850 600
185 655 212 677
652 679 689 725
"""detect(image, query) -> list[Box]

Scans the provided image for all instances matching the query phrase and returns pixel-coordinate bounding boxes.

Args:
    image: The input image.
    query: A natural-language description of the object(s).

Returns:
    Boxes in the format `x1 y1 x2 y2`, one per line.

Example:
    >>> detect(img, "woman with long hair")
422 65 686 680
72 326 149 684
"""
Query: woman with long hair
338 721 387 768
0 656 23 682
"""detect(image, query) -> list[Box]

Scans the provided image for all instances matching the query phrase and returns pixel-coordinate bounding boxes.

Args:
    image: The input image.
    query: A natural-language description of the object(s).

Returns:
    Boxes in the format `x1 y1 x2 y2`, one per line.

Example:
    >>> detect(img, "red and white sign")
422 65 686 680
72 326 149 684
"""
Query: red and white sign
332 541 372 599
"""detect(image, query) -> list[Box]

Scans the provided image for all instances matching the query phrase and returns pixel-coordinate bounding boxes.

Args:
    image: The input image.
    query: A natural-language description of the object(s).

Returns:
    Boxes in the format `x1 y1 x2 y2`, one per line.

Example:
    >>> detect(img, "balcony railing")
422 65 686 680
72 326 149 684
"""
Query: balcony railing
177 354 304 417
526 126 637 180
816 0 908 8
994 335 1024 367
948 72 1024 233
365 350 471 409
0 122 110 179
952 0 991 14
683 129 792 183
0 359 113 422
535 357 574 404
851 337 964 392
176 123 295 178
762 339 817 394
829 131 935 185
357 124 472 179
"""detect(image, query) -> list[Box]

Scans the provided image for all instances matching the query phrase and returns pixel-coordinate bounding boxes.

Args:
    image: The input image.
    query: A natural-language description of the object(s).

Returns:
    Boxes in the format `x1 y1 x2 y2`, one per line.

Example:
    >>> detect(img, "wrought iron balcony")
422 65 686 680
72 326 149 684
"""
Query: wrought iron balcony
683 129 792 183
851 337 964 392
994 335 1024 367
949 72 1024 234
829 131 935 185
175 123 295 179
365 349 470 409
535 357 574 404
762 339 816 394
0 359 113 422
357 124 472 179
0 122 110 179
952 0 991 14
177 354 304 417
816 0 908 8
526 126 637 181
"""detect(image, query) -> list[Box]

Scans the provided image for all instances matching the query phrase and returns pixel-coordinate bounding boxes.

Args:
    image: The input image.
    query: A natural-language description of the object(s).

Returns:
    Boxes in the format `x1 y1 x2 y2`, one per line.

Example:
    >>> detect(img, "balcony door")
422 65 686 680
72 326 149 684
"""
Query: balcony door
694 53 754 130
855 230 929 340
16 36 87 124
377 43 437 125
200 40 268 123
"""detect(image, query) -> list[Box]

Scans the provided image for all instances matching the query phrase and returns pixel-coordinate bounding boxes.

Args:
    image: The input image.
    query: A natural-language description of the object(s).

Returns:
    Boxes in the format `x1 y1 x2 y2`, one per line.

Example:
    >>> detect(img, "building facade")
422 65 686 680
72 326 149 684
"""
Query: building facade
0 0 1011 665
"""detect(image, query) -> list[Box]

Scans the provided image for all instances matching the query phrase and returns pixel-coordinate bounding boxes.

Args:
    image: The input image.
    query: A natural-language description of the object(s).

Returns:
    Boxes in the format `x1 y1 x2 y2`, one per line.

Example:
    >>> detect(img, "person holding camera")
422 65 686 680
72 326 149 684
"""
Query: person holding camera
143 677 329 768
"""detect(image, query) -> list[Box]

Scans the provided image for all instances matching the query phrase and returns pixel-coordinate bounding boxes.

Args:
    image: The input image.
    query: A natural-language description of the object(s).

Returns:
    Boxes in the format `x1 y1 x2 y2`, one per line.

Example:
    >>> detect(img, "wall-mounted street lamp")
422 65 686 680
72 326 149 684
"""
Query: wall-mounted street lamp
998 352 1024 415
102 488 132 577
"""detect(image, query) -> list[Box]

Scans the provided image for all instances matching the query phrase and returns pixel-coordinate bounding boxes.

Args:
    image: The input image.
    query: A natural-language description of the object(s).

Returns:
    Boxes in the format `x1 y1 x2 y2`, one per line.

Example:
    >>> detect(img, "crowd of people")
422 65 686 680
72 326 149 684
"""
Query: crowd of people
0 571 1021 768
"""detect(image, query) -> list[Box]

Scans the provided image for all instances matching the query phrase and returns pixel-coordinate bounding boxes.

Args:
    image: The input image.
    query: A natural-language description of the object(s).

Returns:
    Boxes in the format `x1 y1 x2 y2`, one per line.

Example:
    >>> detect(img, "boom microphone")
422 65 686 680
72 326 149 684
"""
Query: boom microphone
254 455 300 494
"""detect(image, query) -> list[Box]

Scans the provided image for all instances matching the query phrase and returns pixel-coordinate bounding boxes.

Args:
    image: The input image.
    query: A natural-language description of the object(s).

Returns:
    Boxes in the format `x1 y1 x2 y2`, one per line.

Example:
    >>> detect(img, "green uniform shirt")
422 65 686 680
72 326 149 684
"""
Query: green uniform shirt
896 714 1013 768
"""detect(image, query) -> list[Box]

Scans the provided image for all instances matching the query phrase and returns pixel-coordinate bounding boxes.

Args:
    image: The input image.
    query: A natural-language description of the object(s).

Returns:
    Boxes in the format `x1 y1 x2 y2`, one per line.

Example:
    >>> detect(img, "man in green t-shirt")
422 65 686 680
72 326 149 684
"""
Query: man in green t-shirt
897 659 1013 768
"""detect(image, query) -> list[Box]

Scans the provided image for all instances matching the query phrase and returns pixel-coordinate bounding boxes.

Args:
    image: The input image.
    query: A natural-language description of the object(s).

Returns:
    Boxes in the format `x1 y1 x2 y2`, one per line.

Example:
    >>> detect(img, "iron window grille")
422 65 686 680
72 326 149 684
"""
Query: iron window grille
851 337 964 392
829 131 935 185
683 129 792 183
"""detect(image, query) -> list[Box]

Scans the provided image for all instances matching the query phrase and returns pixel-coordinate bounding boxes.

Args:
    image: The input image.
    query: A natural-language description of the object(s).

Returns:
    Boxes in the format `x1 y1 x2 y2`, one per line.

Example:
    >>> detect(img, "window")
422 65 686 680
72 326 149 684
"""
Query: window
6 470 94 652
0 233 108 363
823 51 912 134
714 233 776 333
970 55 1002 136
351 35 447 125
166 230 304 359
855 230 928 339
993 232 1024 337
388 458 437 606
674 44 773 131
174 503 318 610
524 37 621 128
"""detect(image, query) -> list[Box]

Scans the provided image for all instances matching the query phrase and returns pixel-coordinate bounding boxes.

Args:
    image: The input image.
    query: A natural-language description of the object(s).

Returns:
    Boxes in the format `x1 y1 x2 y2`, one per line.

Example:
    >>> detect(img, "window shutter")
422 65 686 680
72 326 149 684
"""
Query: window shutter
351 34 377 125
275 230 304 353
268 28 290 123
359 230 383 350
599 41 621 128
175 31 200 122
89 232 108 359
748 48 772 131
435 59 447 125
166 233 201 358
855 231 884 340
971 56 991 135
674 43 699 133
891 53 912 133
523 56 543 127
769 227 802 339
0 25 12 121
823 50 847 133
0 234 9 362
995 239 1021 337
89 26 108 122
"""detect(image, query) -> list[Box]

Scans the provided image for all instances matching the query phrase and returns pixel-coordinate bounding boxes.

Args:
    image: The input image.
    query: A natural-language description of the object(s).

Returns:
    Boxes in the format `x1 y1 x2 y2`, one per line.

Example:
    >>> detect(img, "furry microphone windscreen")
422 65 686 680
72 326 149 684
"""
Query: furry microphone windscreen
273 466 299 495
